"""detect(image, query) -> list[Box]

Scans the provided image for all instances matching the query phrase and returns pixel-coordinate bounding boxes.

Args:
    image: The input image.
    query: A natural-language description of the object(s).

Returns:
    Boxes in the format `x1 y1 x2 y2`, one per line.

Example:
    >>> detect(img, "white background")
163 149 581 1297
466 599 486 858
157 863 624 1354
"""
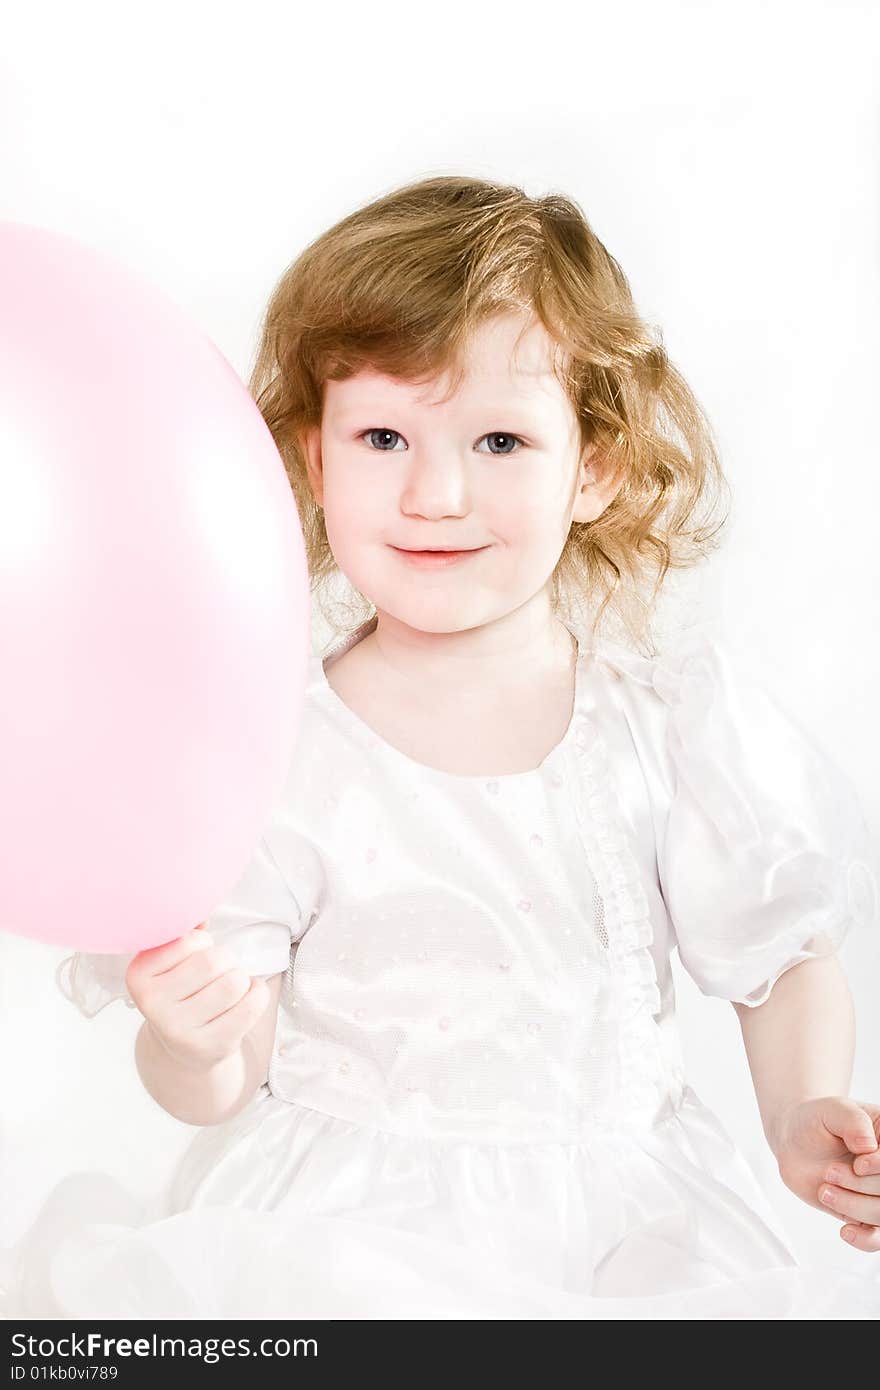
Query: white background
1 0 879 1285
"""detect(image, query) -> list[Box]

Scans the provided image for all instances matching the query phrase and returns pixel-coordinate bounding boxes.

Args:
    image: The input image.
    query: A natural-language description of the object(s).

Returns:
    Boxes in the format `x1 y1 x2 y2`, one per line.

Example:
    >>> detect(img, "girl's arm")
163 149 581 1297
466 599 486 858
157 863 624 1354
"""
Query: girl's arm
134 970 285 1126
732 954 856 1159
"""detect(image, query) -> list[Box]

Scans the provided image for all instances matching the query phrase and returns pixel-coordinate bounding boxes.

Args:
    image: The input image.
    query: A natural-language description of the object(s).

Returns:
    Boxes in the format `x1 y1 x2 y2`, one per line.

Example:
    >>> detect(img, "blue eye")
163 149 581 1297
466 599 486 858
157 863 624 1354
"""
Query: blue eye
477 433 524 456
359 429 526 455
361 428 406 451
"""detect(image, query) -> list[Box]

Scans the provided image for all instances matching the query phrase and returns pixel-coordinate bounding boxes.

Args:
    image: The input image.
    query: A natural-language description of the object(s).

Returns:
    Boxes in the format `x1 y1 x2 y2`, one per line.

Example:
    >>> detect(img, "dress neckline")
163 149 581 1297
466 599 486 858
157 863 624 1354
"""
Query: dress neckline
311 615 592 784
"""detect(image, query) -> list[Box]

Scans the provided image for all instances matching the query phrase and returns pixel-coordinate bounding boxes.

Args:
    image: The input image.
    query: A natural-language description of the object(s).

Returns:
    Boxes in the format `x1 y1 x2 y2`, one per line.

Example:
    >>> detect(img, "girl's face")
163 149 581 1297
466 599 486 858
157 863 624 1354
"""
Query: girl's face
302 310 618 635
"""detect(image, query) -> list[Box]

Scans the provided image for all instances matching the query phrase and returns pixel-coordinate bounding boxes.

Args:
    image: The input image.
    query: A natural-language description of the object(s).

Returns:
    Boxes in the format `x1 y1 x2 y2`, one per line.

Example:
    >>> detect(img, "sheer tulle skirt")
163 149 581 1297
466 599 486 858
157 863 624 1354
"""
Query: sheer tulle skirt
3 1085 879 1320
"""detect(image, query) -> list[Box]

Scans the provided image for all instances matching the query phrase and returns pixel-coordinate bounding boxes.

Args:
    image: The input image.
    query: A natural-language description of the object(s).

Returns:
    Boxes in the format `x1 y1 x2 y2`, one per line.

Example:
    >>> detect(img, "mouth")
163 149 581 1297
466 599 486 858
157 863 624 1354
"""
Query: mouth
389 545 489 566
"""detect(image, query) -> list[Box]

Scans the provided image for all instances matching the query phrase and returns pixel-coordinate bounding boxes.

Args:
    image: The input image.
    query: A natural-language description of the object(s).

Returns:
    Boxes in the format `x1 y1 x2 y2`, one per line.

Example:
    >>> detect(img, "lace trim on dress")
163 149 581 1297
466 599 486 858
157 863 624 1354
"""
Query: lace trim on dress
568 696 670 1121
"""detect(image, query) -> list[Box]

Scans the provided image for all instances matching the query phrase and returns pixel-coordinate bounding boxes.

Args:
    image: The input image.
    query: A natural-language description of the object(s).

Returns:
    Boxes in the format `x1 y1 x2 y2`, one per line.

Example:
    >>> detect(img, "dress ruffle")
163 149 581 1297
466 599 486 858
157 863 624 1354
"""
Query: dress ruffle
569 700 671 1126
55 950 139 1018
593 621 879 1006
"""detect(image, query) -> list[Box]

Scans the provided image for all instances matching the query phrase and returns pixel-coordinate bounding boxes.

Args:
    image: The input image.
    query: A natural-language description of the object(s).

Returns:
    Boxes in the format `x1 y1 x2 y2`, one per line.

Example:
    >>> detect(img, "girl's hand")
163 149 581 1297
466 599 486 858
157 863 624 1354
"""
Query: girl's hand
124 924 270 1072
774 1096 880 1252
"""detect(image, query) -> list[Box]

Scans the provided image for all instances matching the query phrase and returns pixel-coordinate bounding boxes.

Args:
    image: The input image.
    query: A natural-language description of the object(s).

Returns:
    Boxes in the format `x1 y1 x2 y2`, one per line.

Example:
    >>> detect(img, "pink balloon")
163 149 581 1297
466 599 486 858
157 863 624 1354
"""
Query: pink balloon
0 222 310 954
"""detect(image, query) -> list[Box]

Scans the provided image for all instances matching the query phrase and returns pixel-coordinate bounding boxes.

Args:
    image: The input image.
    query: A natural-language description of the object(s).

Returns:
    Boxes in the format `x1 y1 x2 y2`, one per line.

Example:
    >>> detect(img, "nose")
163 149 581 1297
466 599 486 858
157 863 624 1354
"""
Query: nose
398 445 470 520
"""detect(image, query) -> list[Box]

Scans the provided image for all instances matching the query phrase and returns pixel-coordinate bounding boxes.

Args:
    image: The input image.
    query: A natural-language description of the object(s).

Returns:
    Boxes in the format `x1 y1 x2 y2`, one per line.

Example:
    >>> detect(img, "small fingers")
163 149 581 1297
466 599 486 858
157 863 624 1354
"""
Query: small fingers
841 1222 880 1253
818 1184 880 1226
853 1152 880 1178
824 1165 880 1197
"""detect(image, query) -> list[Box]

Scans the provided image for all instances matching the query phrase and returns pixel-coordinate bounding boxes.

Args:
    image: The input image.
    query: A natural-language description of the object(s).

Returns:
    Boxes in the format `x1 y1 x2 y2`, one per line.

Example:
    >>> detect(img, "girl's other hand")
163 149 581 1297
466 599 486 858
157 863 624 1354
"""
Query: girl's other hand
775 1096 880 1253
124 925 270 1072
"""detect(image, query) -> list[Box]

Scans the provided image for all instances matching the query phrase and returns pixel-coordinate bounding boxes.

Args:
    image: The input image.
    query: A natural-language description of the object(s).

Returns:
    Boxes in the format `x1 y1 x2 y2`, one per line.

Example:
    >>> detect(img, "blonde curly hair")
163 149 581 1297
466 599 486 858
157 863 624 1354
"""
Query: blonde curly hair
248 174 731 657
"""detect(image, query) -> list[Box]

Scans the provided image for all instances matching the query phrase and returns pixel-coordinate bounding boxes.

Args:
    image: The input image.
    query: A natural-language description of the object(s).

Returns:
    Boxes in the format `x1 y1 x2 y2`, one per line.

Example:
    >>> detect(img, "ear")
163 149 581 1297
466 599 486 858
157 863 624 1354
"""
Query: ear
300 425 324 509
570 444 624 525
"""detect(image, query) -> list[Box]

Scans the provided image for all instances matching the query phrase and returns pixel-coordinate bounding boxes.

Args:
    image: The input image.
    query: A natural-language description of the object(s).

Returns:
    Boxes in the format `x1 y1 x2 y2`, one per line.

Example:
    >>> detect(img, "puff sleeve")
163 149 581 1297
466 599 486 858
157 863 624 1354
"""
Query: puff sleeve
650 625 880 1007
56 829 319 1019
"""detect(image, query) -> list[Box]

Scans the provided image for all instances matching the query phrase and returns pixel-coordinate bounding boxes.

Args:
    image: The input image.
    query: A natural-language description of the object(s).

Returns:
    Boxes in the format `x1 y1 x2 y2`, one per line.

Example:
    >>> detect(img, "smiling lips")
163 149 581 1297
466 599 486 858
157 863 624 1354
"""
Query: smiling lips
391 545 488 568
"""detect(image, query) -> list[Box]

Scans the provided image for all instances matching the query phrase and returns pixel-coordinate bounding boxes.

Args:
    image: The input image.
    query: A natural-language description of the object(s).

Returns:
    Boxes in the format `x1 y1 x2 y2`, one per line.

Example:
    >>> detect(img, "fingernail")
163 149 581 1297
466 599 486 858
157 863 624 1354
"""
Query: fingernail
824 1168 840 1183
820 1187 836 1204
843 1227 857 1243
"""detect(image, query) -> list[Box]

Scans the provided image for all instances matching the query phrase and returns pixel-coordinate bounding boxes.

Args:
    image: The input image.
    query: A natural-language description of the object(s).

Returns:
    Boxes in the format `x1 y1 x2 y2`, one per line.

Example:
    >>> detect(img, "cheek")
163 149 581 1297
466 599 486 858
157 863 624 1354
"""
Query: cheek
322 471 382 540
494 482 568 543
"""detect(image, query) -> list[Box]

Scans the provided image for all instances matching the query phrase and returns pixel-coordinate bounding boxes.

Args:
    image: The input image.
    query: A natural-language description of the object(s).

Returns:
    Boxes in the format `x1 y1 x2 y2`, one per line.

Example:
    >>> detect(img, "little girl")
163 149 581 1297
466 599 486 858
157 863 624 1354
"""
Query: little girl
4 175 880 1320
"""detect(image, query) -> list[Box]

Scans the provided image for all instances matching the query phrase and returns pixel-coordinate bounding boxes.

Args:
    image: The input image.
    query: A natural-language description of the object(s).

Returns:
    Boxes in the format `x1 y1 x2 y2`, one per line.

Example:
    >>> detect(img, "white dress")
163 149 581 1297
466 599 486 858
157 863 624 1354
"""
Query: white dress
3 616 880 1320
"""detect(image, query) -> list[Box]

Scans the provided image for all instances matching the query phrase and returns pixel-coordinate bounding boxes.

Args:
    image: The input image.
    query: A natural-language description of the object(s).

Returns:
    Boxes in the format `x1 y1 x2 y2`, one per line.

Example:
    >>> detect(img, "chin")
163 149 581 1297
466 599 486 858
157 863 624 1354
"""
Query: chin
373 603 489 636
